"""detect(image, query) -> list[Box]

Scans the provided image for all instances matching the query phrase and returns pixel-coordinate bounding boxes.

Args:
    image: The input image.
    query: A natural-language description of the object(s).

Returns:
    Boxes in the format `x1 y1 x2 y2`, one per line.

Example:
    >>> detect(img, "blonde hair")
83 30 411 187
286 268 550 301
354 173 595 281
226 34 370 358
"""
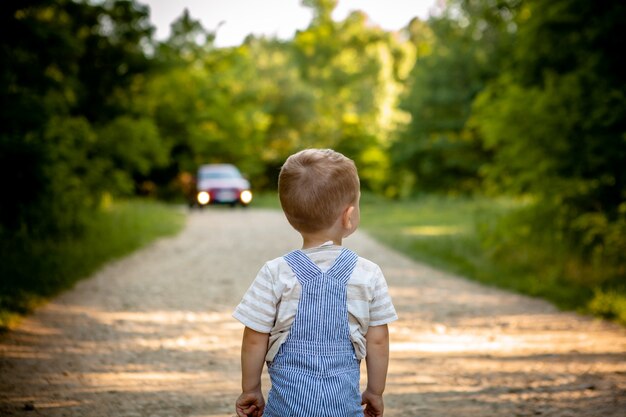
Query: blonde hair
278 149 360 233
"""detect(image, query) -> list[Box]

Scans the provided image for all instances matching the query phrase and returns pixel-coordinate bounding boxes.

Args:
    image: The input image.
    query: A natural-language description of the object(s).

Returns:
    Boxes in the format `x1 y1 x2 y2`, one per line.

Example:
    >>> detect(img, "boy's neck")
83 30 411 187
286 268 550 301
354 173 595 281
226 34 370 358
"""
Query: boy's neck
299 207 355 249
301 233 342 249
302 235 341 249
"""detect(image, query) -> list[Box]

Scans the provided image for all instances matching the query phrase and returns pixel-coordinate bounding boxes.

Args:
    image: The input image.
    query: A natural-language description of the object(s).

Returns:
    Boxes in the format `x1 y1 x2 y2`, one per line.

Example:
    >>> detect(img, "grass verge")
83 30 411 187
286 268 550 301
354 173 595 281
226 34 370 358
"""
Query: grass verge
0 199 186 331
249 192 282 209
360 193 626 325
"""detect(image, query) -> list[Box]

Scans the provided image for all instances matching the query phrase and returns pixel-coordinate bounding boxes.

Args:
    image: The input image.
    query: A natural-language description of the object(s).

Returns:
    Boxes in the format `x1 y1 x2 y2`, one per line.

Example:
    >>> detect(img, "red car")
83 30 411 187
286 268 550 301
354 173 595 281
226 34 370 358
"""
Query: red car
194 164 253 207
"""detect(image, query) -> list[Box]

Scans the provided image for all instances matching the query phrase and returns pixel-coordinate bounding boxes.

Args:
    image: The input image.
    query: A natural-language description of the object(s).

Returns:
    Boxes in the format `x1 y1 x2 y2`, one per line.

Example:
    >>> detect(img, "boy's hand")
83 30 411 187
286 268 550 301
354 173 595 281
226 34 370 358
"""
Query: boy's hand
235 390 265 417
362 389 384 417
237 327 269 416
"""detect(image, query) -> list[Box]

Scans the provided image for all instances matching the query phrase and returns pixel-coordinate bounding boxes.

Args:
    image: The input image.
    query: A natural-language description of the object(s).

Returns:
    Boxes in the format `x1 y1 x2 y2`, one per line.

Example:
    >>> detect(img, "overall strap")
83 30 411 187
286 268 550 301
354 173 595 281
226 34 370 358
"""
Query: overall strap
281 248 359 350
327 248 358 284
283 250 322 284
283 248 358 284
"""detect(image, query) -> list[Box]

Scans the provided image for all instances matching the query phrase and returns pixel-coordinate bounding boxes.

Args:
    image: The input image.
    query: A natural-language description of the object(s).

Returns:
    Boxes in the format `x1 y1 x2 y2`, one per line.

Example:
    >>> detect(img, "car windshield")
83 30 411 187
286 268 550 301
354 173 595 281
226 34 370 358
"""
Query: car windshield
198 169 241 180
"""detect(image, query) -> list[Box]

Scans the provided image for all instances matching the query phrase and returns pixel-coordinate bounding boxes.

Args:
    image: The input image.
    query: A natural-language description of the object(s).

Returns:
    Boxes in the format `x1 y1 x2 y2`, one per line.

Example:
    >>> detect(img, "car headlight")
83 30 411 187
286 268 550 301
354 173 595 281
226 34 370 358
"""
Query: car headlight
240 190 253 204
197 191 210 205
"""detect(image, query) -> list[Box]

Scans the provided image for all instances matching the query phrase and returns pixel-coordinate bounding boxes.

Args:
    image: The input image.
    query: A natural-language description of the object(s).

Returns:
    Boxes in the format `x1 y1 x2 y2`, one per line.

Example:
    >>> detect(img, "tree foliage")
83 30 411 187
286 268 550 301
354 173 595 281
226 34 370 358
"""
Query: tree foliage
472 0 626 266
1 0 625 291
393 0 520 193
140 0 411 194
293 3 411 192
0 0 160 236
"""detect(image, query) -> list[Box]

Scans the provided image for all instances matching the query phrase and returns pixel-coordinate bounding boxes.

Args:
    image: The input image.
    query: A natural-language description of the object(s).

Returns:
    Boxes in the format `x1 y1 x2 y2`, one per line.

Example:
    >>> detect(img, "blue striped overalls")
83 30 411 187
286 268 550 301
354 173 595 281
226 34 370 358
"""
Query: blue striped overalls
264 248 363 417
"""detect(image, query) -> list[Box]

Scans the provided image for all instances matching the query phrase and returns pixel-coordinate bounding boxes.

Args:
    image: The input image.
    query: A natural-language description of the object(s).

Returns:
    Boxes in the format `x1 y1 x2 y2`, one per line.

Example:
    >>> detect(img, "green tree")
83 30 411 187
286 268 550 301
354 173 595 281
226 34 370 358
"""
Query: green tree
472 0 626 265
240 38 317 187
294 2 411 192
139 40 277 190
96 116 168 194
0 0 157 236
393 0 519 193
156 8 217 65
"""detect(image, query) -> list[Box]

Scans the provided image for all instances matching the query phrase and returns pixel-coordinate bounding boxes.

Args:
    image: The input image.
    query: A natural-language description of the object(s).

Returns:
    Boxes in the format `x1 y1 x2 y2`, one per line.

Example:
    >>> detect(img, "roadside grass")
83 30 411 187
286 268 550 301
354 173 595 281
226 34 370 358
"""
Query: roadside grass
0 199 186 331
360 193 626 325
360 193 512 286
249 192 281 209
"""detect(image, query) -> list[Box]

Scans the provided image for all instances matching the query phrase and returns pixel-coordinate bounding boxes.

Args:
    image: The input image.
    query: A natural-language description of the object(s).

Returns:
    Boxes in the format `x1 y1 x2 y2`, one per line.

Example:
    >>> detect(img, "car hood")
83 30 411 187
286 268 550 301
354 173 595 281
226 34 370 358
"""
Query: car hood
197 178 250 191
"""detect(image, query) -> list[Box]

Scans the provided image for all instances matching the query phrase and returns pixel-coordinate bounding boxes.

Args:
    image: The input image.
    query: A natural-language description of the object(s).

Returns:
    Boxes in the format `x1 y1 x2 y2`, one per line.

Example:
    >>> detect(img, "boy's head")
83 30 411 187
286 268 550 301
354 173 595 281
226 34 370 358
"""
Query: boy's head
278 149 360 234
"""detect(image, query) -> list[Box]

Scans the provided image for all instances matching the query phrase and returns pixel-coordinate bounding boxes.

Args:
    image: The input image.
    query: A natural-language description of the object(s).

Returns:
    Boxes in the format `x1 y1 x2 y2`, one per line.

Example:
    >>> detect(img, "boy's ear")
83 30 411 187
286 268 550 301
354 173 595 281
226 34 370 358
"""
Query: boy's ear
342 205 355 229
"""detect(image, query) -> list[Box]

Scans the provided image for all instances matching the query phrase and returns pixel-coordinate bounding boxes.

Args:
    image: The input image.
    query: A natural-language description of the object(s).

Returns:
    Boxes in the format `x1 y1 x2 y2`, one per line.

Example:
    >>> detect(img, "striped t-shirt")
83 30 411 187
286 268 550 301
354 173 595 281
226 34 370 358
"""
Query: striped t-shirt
232 244 398 361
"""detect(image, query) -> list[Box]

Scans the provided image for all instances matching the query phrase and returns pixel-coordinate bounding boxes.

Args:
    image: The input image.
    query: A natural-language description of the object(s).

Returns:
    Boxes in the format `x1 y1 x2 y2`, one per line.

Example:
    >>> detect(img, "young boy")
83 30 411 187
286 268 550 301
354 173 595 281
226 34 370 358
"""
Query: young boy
233 149 397 417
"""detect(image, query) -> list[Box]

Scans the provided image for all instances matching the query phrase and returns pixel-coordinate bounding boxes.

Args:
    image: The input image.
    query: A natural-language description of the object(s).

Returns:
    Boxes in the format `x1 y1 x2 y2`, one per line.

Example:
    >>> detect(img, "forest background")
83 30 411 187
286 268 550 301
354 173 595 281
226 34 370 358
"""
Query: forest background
1 0 625 326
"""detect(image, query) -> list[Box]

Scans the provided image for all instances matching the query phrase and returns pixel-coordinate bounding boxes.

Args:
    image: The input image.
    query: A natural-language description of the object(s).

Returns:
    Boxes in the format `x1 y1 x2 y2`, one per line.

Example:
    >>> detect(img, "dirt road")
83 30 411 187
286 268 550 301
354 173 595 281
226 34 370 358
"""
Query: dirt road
1 209 625 417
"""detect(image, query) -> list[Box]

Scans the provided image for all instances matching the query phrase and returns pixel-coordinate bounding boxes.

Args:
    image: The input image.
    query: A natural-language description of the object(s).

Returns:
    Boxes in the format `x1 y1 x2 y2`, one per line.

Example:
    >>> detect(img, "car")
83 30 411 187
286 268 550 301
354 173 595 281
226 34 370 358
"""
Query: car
194 164 253 207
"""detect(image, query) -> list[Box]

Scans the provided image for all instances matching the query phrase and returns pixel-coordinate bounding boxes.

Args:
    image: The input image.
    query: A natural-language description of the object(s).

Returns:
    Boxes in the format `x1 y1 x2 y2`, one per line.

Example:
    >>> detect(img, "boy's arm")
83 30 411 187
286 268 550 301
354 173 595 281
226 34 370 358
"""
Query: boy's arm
362 324 389 417
236 327 269 417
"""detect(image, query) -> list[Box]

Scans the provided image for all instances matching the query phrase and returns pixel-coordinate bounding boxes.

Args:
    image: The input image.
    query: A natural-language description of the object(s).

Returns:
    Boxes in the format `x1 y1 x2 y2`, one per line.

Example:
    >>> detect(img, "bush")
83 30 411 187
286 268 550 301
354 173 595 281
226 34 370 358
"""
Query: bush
477 200 626 322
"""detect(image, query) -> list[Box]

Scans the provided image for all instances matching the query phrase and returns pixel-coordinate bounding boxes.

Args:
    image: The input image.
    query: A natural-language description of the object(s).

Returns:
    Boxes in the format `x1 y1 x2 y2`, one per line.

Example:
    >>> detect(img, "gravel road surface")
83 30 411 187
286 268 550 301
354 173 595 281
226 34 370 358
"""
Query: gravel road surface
1 208 625 417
